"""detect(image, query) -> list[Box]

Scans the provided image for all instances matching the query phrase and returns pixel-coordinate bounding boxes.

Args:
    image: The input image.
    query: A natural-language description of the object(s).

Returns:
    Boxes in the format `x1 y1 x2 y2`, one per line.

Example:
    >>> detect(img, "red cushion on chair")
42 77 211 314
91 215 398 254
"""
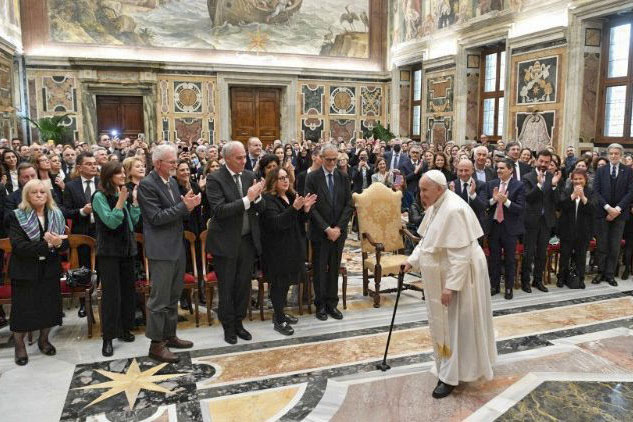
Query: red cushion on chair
589 239 597 249
61 261 70 272
0 284 11 299
205 271 217 282
547 243 560 252
184 273 196 284
206 253 213 261
135 279 149 288
60 280 71 294
515 244 524 254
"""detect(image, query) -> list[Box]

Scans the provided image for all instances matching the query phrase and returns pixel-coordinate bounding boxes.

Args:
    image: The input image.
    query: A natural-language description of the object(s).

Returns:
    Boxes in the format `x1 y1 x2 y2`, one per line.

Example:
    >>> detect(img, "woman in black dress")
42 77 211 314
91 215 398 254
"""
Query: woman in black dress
9 178 68 365
261 167 316 335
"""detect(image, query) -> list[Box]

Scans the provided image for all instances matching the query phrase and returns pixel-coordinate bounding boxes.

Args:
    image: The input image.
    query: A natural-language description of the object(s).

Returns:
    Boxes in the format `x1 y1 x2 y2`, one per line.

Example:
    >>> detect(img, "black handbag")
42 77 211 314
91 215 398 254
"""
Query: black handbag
567 261 581 289
66 267 94 289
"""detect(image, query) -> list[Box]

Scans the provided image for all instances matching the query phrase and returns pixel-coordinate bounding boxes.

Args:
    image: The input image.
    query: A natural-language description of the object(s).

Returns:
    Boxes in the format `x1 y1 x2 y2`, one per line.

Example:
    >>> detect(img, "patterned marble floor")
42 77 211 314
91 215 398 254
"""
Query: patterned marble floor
2 269 633 421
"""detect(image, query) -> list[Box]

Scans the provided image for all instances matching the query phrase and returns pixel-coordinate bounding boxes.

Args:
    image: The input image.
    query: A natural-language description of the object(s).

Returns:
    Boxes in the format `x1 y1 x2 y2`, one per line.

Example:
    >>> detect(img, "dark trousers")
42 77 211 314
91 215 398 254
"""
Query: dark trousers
98 256 135 340
213 234 256 328
489 221 518 291
595 217 626 278
270 281 290 324
145 249 185 341
311 238 344 310
522 217 550 284
559 238 589 281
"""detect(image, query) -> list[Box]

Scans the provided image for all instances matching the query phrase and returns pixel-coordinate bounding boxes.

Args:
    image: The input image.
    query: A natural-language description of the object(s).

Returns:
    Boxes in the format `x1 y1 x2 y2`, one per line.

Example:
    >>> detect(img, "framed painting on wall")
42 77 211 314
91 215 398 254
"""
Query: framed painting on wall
515 110 555 151
516 55 558 105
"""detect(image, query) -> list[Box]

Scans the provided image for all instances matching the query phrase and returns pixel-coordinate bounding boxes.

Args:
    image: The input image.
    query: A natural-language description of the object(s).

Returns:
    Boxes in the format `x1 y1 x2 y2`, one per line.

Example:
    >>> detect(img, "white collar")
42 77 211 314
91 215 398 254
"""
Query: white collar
226 166 241 178
80 176 95 184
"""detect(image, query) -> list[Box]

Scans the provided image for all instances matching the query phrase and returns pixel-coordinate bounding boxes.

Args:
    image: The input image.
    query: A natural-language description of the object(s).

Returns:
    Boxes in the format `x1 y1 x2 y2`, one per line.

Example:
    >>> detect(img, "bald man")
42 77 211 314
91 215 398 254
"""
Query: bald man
450 159 489 234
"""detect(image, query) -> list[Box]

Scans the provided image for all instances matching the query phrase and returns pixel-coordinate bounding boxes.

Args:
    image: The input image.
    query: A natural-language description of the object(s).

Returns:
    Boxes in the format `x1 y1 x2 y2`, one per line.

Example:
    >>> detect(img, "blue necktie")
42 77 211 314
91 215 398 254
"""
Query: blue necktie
327 173 334 201
611 165 617 179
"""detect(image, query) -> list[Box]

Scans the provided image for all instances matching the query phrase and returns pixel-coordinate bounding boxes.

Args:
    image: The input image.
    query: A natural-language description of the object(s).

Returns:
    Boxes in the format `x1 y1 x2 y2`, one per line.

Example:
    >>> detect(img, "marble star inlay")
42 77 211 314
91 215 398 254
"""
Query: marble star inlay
75 359 186 410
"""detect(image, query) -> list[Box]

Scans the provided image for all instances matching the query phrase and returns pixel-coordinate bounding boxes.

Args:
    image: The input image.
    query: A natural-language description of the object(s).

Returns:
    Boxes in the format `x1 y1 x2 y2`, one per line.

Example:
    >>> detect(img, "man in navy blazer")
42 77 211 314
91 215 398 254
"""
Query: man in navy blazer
451 159 489 234
384 139 408 171
592 143 633 286
486 158 525 300
244 137 263 172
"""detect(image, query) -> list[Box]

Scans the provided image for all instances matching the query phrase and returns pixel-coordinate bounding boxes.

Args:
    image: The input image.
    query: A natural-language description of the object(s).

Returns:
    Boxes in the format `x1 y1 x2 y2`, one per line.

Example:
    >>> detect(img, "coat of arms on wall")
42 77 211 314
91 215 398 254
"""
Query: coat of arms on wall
516 56 558 105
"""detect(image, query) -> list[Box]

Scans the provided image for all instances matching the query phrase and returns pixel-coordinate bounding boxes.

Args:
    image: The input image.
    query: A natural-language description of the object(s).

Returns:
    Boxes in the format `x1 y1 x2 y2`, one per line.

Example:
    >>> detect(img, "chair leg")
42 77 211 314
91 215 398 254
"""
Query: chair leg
298 280 303 316
307 273 312 314
341 268 347 310
373 265 382 308
205 285 212 326
194 289 199 328
259 280 265 321
86 293 93 339
248 284 253 321
362 267 369 296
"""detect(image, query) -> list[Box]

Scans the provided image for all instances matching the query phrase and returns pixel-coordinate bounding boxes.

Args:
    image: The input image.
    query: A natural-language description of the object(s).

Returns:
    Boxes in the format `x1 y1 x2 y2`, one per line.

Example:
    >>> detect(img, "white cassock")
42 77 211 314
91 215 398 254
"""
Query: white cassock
407 189 497 386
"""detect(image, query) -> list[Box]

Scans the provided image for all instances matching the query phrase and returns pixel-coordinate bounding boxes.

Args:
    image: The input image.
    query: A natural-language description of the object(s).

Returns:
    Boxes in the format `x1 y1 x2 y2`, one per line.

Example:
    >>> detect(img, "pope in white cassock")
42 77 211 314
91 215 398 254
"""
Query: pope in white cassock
403 170 497 399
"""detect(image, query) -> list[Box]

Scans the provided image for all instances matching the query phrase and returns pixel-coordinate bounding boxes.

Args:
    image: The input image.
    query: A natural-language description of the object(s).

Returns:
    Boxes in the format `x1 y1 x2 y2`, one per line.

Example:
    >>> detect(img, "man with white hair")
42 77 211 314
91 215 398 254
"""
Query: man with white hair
404 170 496 399
245 137 263 171
472 146 496 182
206 141 266 344
138 143 201 362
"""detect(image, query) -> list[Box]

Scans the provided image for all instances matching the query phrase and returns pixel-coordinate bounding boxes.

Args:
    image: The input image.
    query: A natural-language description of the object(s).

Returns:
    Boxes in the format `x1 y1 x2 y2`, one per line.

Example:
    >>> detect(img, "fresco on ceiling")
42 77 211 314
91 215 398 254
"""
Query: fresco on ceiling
392 0 521 45
47 0 370 58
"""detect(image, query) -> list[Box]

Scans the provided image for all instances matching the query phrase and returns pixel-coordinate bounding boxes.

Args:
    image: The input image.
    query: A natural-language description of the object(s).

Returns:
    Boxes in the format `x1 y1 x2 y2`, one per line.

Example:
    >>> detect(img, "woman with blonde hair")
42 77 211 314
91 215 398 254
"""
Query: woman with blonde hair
8 179 68 365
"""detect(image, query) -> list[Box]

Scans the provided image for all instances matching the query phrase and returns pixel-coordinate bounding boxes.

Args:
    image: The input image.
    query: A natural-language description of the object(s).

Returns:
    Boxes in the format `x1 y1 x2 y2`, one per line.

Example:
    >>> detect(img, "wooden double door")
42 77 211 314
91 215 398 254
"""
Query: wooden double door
230 87 280 146
96 95 144 140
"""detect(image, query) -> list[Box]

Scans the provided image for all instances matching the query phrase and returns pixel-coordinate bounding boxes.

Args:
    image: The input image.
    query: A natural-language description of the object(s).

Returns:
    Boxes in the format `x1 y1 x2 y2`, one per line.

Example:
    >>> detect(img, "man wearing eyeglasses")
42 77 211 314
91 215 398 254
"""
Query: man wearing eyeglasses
305 144 353 321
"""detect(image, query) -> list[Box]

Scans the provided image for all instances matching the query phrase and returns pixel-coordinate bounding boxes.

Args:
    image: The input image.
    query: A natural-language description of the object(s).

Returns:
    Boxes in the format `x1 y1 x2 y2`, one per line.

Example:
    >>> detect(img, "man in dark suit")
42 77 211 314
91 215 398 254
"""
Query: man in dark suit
295 146 321 196
61 145 76 181
451 159 488 234
350 150 373 194
62 152 99 318
306 144 353 320
520 150 561 293
592 143 633 286
244 136 263 171
384 139 408 171
401 145 426 195
138 144 201 362
206 141 266 344
486 158 525 300
506 141 531 181
472 146 496 182
348 138 366 168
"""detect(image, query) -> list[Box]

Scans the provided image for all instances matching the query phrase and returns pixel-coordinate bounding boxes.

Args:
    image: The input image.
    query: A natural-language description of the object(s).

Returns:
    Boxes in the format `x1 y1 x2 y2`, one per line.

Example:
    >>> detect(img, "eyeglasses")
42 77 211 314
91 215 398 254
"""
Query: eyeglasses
277 175 288 181
323 157 337 162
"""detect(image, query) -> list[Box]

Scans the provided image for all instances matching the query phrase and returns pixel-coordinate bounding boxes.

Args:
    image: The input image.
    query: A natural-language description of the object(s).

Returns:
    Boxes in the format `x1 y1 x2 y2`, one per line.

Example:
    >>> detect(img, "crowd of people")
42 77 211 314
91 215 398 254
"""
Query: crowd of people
0 132 631 366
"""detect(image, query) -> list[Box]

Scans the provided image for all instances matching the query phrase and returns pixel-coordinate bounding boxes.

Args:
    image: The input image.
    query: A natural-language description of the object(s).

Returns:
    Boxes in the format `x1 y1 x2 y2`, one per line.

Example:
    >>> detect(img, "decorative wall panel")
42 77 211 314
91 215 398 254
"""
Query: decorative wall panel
516 56 558 105
426 75 453 113
301 117 324 141
330 119 356 142
422 67 455 143
42 76 77 112
174 82 202 113
302 85 324 115
330 86 356 115
579 52 600 144
175 118 203 143
466 71 480 140
361 86 382 116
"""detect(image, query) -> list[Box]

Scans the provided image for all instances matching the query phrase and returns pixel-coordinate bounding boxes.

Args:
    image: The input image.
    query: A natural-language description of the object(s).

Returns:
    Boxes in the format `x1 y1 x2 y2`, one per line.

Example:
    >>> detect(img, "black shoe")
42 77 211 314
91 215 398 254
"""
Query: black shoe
622 268 630 280
556 274 566 288
0 316 8 329
14 350 28 366
102 339 113 357
284 313 299 324
521 284 532 293
38 341 56 356
316 308 328 321
77 305 87 318
533 282 549 292
504 289 513 300
432 380 456 399
579 280 586 289
235 325 252 341
274 320 294 336
326 307 343 320
607 277 618 287
591 274 603 284
223 327 237 345
118 331 135 342
180 298 190 310
490 287 500 296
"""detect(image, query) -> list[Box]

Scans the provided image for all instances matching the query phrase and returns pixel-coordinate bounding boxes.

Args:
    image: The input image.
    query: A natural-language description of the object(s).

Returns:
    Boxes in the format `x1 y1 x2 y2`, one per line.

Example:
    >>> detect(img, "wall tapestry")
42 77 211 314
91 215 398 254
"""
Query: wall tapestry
516 55 558 105
515 110 555 152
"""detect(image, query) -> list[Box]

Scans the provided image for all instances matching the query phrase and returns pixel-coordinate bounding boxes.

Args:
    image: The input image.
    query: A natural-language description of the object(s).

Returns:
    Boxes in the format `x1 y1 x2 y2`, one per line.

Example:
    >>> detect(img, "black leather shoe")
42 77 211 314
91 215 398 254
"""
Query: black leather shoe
77 305 87 318
591 274 603 284
274 321 294 336
316 308 328 321
432 380 456 399
118 332 135 342
235 325 252 341
284 313 299 325
504 289 513 300
622 268 630 280
326 307 343 320
223 328 237 345
607 277 618 287
180 298 190 310
14 351 28 366
533 282 549 292
521 284 532 293
38 341 56 356
102 339 113 357
490 287 500 296
0 316 8 329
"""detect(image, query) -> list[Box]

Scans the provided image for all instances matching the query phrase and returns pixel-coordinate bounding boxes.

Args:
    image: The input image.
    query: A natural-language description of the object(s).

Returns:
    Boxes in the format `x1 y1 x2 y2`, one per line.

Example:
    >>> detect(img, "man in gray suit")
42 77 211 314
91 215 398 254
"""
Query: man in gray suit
138 143 201 363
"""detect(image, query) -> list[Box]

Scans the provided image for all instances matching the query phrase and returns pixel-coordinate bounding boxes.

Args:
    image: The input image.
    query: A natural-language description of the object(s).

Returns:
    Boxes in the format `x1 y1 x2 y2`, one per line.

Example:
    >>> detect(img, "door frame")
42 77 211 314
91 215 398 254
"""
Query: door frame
217 73 298 143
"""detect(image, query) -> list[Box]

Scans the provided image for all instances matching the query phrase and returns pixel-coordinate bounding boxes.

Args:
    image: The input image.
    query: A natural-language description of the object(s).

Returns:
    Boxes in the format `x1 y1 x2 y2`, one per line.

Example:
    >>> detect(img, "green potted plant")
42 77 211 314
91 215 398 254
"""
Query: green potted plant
372 122 395 142
21 113 73 145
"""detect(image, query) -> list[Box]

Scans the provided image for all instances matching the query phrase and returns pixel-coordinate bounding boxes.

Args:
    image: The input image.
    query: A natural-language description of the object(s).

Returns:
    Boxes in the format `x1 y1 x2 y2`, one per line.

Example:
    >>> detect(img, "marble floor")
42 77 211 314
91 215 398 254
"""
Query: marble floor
2 266 633 421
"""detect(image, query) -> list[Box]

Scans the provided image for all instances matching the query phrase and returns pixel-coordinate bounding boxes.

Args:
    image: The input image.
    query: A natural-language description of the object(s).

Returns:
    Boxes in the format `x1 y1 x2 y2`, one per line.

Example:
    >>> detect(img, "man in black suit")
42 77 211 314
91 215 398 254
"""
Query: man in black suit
451 159 488 234
62 152 99 318
401 145 426 196
520 150 561 293
138 144 201 362
486 158 525 300
384 139 408 171
244 137 263 171
61 145 76 181
295 146 321 195
592 143 633 286
305 144 353 320
348 138 366 168
472 146 496 182
506 141 531 181
350 150 373 194
206 141 266 344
